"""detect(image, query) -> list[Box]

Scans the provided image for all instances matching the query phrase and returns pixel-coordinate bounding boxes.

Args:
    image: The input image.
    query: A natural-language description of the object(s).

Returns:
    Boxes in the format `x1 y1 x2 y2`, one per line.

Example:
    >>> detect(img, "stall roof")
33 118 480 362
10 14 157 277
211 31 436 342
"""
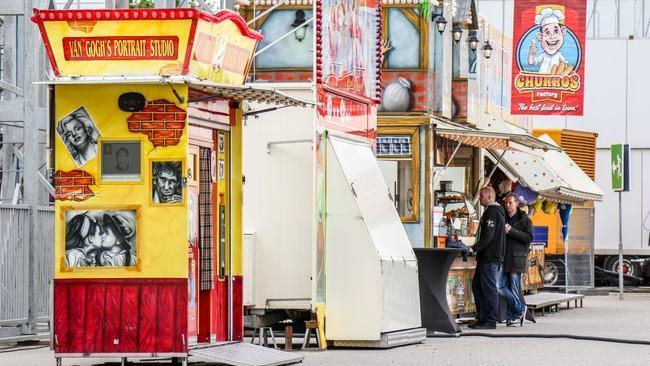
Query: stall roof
188 80 314 107
536 134 604 202
37 76 315 108
432 117 559 151
487 135 603 203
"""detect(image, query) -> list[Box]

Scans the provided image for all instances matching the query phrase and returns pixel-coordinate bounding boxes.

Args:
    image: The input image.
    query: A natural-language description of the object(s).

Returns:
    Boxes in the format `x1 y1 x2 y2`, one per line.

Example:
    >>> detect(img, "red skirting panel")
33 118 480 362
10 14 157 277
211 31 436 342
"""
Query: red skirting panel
232 275 243 341
53 278 187 355
198 275 243 342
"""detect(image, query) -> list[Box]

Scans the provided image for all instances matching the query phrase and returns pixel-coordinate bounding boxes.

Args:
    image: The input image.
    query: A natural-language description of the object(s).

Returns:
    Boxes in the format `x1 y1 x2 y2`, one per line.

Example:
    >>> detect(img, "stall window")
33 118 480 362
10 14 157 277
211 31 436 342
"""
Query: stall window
385 8 422 69
435 137 475 193
377 127 420 222
254 9 314 69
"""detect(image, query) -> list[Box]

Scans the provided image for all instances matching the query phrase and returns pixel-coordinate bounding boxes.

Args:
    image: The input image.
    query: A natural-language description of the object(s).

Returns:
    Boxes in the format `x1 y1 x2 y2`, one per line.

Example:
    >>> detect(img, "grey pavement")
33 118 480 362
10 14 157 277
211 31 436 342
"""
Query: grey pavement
2 293 650 366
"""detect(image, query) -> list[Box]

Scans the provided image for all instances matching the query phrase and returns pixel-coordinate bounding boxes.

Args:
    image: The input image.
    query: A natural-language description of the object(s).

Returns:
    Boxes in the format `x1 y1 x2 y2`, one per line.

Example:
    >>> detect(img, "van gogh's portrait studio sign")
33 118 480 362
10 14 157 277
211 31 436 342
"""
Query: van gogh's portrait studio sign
63 36 179 60
511 0 586 116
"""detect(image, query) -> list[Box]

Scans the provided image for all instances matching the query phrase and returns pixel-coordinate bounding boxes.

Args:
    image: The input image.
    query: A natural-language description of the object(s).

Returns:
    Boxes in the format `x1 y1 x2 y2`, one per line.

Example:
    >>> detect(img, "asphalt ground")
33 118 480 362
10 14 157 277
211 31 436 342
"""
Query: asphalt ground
2 293 650 366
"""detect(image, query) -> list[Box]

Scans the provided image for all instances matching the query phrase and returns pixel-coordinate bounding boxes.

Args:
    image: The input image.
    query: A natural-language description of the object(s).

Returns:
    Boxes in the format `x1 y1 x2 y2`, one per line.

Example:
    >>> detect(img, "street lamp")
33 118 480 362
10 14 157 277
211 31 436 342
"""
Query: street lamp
452 24 463 43
432 12 447 34
467 32 479 51
291 9 308 42
482 40 493 59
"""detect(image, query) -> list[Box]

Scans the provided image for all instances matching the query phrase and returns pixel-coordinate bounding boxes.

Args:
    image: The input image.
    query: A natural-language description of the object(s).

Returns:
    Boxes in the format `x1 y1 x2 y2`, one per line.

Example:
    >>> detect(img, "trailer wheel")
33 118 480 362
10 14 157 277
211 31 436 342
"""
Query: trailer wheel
544 261 560 286
605 256 638 277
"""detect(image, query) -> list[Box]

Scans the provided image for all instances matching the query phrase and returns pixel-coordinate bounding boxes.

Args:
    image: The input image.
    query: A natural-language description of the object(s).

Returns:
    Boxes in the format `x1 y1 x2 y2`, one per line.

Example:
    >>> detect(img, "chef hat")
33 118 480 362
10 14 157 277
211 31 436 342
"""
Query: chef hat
535 8 565 27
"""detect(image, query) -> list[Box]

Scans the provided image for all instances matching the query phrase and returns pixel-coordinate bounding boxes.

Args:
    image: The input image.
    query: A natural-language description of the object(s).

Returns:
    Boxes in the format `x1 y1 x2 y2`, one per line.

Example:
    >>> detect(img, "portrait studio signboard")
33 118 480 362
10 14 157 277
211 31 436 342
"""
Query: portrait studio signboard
510 0 586 116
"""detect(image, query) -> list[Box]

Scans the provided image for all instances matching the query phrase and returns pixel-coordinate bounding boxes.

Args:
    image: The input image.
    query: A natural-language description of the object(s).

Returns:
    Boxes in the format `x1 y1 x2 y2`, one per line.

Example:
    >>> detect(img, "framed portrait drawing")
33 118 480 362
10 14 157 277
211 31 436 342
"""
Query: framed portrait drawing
218 159 225 180
151 159 184 205
218 133 225 153
210 151 217 183
63 209 138 268
99 139 142 182
56 106 101 168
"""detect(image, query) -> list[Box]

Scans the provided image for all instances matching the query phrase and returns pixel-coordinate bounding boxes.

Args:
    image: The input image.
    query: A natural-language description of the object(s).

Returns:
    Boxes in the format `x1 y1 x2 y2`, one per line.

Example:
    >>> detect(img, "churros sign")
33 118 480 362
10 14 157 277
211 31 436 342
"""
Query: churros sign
62 36 179 61
511 0 586 115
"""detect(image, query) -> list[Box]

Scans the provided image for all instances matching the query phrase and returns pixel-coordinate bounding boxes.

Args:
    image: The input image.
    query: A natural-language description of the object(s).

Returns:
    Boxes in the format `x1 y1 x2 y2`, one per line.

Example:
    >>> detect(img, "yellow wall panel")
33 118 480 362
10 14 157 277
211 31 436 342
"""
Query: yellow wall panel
231 110 243 276
54 84 188 279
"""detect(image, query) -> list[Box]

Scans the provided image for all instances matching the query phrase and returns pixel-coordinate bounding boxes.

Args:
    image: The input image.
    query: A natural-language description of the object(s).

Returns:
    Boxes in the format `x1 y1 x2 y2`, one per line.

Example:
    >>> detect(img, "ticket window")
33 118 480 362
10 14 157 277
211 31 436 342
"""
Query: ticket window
377 128 420 223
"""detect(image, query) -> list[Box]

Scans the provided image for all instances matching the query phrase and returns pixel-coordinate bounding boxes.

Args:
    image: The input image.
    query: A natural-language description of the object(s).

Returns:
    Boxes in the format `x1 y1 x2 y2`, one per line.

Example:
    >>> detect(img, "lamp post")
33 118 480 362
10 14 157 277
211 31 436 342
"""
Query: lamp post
468 32 479 51
432 12 447 34
482 40 493 59
452 24 463 43
291 9 308 42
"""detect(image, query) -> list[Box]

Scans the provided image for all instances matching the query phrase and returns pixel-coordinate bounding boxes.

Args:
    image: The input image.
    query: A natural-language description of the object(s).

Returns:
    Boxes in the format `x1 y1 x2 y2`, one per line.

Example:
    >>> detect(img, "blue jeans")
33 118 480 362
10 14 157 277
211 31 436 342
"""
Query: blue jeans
472 262 500 326
498 271 524 321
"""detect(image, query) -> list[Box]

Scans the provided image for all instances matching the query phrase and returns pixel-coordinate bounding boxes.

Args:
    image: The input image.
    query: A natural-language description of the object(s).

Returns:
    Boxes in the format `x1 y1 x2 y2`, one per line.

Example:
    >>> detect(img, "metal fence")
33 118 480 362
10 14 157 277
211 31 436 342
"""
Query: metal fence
0 205 54 339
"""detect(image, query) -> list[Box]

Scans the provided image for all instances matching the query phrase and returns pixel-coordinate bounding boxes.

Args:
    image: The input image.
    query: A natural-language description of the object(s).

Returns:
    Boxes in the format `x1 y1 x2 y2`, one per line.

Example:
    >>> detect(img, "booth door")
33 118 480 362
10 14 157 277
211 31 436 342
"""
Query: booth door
213 130 233 342
191 127 233 343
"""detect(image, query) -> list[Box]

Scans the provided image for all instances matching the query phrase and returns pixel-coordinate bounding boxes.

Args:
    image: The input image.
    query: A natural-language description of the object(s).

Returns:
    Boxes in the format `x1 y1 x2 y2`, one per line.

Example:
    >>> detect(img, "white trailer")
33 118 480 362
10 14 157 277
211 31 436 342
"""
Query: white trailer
242 83 424 346
532 39 650 281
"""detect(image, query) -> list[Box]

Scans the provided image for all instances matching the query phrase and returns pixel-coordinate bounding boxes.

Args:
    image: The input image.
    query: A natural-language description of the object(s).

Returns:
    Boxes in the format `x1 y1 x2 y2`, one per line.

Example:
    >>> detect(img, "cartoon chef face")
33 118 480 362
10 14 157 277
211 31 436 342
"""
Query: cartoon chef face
536 8 567 56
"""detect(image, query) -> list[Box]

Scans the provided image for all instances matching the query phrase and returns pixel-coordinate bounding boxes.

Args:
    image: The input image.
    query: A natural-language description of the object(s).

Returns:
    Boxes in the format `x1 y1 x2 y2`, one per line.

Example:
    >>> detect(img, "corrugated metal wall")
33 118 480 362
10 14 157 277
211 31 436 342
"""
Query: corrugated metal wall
0 206 53 329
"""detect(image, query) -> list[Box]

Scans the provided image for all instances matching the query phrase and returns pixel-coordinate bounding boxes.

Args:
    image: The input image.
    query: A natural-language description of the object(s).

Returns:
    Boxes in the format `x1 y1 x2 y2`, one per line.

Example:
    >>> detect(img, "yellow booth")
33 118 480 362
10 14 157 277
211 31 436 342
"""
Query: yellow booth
33 7 310 366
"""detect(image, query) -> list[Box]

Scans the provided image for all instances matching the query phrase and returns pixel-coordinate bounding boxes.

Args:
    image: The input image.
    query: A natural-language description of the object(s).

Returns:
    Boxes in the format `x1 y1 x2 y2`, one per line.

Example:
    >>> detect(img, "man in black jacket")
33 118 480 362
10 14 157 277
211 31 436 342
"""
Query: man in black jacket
499 192 533 326
469 186 506 330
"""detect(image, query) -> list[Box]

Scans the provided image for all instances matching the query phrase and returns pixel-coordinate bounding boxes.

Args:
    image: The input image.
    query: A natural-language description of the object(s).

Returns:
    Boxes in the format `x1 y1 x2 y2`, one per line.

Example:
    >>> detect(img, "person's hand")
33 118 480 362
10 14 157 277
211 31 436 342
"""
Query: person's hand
529 39 538 57
505 224 512 234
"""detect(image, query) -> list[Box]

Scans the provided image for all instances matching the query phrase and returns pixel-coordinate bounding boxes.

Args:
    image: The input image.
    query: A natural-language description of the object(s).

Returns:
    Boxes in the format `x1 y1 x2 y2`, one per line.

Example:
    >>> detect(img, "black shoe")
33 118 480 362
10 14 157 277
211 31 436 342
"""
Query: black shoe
506 320 517 327
468 323 496 330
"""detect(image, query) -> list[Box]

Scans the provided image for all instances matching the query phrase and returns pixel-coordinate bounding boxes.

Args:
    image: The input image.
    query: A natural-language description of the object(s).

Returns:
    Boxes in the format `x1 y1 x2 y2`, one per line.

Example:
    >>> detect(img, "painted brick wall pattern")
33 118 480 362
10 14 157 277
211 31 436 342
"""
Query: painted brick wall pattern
55 170 95 201
127 99 187 147
452 79 468 119
382 70 428 111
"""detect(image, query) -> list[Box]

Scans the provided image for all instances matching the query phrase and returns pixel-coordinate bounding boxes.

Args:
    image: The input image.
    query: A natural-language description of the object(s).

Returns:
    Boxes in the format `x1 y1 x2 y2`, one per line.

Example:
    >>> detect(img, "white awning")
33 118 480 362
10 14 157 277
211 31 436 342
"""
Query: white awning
432 117 559 151
36 76 314 107
536 134 604 202
479 117 560 152
489 134 603 203
188 80 314 107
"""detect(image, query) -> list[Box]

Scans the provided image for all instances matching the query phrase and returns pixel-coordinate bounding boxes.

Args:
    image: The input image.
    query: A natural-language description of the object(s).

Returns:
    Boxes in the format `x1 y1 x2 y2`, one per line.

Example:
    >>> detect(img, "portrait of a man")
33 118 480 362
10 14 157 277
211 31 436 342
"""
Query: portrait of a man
56 107 101 167
152 161 183 204
100 141 141 181
115 148 131 172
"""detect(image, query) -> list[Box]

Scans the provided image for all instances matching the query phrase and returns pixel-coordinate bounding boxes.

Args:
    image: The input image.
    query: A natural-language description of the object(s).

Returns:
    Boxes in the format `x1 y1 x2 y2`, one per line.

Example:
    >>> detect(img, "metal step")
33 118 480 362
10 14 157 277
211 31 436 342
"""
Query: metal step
190 342 304 366
332 327 426 348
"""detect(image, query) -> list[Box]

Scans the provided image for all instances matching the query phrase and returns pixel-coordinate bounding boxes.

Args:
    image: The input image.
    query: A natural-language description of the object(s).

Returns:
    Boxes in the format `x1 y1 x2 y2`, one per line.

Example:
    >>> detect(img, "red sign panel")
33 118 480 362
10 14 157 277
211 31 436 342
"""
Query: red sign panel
317 87 377 140
62 36 179 61
510 0 586 115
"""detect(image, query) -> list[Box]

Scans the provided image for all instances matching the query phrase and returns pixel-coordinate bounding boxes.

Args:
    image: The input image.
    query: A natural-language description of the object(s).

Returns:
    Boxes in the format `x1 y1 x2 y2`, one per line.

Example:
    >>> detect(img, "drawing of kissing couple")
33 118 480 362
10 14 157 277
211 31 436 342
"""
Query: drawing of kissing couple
65 211 137 267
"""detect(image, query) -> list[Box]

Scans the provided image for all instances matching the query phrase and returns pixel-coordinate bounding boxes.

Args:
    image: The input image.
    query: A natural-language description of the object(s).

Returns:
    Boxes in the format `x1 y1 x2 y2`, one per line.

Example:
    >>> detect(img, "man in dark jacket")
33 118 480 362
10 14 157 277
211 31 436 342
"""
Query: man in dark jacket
469 186 506 329
499 192 533 326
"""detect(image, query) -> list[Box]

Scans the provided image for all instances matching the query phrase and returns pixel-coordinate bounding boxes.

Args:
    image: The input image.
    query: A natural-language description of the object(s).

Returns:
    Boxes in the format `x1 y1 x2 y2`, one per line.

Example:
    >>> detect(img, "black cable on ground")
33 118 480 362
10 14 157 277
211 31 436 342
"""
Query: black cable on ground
428 332 650 346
